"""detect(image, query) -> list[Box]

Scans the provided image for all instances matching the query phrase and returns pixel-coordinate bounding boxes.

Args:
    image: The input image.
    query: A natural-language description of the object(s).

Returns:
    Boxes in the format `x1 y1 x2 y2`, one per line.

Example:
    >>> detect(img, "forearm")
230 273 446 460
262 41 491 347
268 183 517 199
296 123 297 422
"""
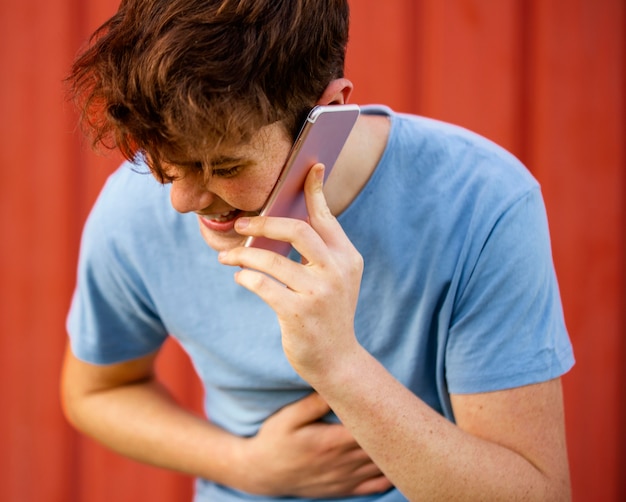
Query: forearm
63 375 251 489
311 346 570 501
61 347 391 498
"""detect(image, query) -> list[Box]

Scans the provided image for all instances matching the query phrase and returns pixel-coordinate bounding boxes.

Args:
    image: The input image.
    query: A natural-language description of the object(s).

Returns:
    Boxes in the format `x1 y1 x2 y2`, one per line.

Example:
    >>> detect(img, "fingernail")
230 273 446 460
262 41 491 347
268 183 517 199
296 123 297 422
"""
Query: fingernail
316 163 325 181
235 217 250 229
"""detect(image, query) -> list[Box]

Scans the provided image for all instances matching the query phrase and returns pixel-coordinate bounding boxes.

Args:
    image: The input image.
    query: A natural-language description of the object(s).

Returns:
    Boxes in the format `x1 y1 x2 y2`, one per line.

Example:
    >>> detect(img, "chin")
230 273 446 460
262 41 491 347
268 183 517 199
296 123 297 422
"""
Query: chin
199 227 246 252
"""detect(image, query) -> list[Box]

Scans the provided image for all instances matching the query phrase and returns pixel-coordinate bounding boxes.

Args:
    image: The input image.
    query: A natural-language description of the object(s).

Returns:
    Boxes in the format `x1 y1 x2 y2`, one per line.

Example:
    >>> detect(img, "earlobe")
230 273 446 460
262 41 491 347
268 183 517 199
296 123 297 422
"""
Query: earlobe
317 78 354 106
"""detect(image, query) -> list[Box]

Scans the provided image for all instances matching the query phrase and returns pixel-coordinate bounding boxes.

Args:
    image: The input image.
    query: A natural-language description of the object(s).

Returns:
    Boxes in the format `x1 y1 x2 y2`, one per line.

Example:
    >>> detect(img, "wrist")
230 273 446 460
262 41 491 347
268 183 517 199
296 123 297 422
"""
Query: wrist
305 341 371 395
226 433 280 496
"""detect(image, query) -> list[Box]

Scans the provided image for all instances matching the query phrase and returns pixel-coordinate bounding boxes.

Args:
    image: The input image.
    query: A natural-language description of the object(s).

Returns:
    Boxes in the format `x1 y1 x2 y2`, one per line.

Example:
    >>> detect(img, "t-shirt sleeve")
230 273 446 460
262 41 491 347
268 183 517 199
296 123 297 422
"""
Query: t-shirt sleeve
445 187 574 394
66 175 169 364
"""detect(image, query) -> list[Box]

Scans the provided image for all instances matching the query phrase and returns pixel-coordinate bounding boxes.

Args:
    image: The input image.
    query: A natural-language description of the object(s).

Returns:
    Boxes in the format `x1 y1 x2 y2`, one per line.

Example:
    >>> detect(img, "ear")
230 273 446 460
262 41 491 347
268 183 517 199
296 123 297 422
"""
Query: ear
316 78 354 105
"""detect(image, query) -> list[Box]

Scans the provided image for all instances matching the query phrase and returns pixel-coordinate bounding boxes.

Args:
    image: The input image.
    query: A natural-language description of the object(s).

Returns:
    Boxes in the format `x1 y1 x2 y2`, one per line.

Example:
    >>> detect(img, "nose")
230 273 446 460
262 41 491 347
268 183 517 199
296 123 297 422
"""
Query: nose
169 174 215 213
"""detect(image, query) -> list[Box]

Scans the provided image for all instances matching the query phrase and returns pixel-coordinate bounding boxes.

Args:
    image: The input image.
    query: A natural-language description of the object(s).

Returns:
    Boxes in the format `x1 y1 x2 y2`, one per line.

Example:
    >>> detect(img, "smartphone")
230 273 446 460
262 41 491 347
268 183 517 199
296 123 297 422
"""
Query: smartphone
244 103 360 256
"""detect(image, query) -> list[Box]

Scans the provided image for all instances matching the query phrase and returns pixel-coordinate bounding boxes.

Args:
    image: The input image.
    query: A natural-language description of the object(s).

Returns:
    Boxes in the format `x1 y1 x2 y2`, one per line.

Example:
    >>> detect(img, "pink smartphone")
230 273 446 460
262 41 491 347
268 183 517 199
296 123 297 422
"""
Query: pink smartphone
244 103 360 256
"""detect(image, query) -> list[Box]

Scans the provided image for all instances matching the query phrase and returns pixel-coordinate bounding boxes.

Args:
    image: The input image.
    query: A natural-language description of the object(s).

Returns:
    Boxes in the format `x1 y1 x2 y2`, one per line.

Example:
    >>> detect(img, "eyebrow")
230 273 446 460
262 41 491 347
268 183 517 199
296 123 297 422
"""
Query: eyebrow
170 155 251 169
209 155 249 168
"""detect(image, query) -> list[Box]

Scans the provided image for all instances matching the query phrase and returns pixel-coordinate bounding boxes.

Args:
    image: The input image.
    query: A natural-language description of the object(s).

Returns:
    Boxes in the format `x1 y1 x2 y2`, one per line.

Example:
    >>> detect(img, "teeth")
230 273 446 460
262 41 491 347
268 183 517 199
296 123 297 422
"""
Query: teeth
203 211 235 222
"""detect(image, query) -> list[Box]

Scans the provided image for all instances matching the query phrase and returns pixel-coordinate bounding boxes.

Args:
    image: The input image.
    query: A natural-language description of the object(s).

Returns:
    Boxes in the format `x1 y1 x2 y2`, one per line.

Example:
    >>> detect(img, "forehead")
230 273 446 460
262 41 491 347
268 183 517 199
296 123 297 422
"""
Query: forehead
222 121 290 159
172 120 291 166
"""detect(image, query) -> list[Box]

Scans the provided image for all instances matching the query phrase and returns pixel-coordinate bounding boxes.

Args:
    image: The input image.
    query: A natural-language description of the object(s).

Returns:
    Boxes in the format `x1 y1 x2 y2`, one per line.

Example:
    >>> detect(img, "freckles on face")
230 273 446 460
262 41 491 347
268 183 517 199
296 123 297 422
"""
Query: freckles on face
154 121 293 214
217 170 274 212
191 123 294 252
214 123 293 212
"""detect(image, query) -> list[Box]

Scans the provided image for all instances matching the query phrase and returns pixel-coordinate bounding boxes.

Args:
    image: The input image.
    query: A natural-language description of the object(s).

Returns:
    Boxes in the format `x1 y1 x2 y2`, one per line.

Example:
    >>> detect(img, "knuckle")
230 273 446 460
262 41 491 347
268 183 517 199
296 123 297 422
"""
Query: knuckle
266 251 284 271
336 248 363 280
350 250 364 272
318 203 335 219
313 203 335 222
242 269 269 290
291 219 311 240
252 215 268 232
315 429 343 453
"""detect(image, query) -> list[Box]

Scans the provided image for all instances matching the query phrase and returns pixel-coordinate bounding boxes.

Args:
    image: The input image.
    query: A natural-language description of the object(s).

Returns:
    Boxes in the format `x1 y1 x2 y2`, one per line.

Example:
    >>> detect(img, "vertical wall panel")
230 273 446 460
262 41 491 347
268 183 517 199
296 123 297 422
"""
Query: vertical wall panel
417 0 526 155
347 0 420 112
0 0 88 499
0 0 623 501
525 1 626 500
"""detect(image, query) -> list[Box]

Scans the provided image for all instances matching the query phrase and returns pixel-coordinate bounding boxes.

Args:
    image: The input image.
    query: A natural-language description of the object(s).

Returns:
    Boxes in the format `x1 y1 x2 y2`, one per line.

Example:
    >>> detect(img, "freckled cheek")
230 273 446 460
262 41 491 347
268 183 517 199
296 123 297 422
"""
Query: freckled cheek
220 177 277 211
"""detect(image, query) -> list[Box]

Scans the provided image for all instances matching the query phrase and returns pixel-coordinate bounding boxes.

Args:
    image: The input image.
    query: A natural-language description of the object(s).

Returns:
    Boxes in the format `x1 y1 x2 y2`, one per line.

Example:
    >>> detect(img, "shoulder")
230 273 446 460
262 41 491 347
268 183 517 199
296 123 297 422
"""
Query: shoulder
397 111 532 182
386 110 538 220
344 107 544 242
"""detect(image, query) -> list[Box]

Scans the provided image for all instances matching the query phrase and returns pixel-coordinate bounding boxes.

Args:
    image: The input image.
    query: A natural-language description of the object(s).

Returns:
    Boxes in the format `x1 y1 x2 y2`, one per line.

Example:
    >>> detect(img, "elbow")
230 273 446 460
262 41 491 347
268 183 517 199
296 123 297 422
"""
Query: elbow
59 360 82 431
59 347 92 433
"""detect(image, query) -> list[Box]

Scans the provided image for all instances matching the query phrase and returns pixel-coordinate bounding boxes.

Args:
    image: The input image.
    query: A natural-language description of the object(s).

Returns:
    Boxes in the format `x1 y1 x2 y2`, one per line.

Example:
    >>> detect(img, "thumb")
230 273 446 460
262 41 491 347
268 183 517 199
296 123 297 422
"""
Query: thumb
278 392 331 428
304 163 347 252
304 163 332 221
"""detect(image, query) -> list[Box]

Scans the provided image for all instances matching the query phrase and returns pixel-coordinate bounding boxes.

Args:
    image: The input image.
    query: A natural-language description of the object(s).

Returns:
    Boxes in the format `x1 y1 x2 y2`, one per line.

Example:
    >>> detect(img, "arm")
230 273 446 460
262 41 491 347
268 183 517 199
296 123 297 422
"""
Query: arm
60 346 391 497
297 347 571 501
218 164 572 500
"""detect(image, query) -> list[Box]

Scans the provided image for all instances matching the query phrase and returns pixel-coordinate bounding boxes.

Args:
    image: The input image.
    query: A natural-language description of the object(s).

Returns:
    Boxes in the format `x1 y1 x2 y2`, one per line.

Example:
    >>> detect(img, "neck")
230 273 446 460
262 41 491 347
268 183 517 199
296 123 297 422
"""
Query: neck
324 113 390 215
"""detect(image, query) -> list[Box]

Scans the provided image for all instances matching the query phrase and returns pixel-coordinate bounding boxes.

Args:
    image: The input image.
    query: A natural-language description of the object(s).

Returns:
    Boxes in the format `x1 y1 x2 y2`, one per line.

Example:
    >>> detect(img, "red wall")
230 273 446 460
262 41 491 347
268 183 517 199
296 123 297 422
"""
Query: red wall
1 1 623 500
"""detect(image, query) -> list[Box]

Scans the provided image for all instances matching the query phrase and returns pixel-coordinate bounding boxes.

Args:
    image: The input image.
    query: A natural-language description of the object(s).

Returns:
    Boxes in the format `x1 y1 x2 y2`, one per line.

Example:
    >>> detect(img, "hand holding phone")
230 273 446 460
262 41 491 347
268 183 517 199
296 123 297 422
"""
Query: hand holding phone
244 104 360 256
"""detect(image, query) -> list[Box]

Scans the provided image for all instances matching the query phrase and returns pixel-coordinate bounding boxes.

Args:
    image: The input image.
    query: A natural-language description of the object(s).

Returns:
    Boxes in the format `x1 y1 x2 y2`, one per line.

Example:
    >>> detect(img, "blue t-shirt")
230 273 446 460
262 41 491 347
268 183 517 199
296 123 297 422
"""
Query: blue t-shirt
67 106 574 501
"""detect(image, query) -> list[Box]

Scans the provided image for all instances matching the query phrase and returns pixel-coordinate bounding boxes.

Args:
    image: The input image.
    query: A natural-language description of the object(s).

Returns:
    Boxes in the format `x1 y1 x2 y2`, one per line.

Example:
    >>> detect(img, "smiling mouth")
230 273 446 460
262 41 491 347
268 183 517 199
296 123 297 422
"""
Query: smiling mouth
198 208 262 223
200 210 242 223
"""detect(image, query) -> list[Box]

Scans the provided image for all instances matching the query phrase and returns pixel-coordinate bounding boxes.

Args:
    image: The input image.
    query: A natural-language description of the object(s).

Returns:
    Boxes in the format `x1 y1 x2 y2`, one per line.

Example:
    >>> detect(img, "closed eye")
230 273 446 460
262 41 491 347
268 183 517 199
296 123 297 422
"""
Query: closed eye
163 160 240 179
211 165 243 178
166 156 251 179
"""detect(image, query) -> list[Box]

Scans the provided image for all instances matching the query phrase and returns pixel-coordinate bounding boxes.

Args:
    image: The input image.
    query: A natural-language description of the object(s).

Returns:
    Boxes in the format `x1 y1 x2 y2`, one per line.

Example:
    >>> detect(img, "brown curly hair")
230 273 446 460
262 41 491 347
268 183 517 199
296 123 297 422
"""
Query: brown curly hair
67 0 350 179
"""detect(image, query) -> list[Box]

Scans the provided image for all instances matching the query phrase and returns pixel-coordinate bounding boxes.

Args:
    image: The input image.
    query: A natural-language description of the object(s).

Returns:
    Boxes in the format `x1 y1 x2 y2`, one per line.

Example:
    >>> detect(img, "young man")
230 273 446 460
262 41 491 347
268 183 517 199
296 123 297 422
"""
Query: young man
62 0 575 500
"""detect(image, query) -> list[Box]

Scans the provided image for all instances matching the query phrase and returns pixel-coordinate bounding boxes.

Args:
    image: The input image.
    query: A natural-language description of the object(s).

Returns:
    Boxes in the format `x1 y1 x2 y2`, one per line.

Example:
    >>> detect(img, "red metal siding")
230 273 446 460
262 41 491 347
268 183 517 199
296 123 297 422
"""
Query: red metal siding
1 0 623 500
